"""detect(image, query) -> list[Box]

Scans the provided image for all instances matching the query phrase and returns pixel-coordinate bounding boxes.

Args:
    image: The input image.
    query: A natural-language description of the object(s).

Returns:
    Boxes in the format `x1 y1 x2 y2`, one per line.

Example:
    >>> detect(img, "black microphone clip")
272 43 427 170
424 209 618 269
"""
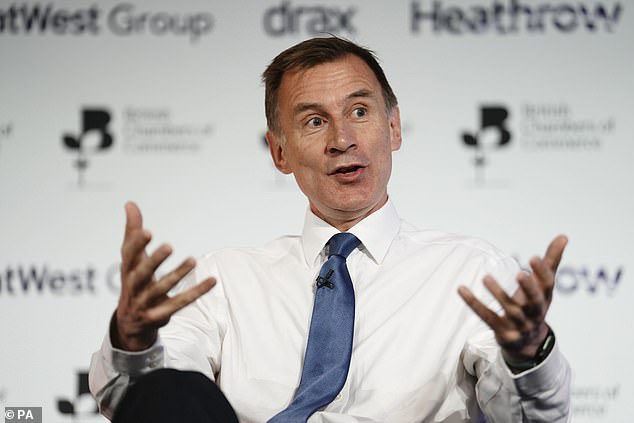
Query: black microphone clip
316 269 335 289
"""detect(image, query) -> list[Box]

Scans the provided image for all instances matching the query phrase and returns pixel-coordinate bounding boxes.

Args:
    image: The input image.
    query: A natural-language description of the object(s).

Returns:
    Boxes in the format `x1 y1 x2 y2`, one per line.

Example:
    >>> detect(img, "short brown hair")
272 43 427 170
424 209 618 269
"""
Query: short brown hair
262 36 398 135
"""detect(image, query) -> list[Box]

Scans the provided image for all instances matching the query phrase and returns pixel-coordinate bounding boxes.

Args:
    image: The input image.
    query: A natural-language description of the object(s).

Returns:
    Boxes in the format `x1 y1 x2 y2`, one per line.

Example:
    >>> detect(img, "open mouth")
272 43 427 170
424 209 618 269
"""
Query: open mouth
334 165 363 174
329 162 367 175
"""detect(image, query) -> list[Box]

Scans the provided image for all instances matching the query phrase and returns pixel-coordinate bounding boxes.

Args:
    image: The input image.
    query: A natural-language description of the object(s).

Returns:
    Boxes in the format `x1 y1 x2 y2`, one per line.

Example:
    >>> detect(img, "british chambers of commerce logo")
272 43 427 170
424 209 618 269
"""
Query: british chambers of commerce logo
56 371 101 422
62 108 114 188
60 105 214 189
461 105 512 185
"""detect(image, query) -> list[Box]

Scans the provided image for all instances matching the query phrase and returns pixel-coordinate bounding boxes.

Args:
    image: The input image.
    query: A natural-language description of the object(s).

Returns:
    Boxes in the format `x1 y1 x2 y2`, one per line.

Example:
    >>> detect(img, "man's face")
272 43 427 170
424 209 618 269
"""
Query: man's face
267 54 402 228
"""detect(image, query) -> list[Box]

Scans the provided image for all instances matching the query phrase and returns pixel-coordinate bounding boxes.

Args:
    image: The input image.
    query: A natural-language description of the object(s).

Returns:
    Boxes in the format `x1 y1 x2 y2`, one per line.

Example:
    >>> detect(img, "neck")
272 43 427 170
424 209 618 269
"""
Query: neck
311 196 388 232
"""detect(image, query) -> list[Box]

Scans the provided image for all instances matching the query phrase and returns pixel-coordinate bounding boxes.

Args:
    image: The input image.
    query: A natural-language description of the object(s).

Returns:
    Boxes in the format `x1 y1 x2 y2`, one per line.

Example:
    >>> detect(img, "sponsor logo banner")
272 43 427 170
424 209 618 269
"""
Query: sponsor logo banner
514 257 624 296
61 106 214 189
0 3 213 43
411 0 623 35
263 1 356 36
461 102 616 185
56 372 99 420
572 384 621 419
62 108 114 188
520 103 615 150
462 105 512 184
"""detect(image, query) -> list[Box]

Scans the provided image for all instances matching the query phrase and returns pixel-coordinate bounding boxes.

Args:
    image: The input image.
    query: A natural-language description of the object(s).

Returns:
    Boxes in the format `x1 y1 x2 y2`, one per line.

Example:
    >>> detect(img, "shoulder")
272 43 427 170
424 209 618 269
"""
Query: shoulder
394 221 520 289
197 234 303 270
181 234 303 295
398 221 509 261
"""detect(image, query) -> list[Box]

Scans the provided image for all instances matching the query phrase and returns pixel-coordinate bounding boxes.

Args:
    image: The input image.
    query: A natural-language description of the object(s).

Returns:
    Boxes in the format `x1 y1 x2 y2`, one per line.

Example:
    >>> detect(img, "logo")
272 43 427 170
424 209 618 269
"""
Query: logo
62 108 114 188
0 3 213 43
572 384 620 418
0 264 97 295
411 0 623 35
515 258 624 296
520 103 615 150
556 265 623 295
462 105 512 184
0 261 142 297
107 4 213 43
57 372 99 420
460 102 616 184
121 107 212 153
4 407 42 422
263 1 356 36
59 106 213 189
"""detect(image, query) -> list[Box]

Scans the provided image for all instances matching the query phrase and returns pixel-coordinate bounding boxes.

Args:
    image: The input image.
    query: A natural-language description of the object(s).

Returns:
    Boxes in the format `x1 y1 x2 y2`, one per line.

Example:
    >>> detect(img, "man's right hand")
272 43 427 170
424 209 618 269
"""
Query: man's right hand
112 201 216 351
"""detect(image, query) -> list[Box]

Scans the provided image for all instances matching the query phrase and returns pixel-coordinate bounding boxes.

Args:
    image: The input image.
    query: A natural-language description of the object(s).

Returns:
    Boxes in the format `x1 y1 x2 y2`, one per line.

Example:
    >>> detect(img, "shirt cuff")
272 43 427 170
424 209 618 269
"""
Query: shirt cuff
508 340 569 396
101 317 165 377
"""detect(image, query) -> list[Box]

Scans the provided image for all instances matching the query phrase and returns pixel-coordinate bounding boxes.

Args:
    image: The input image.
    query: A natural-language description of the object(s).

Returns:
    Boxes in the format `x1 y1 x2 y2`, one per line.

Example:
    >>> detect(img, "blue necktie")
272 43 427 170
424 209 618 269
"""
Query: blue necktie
269 232 361 423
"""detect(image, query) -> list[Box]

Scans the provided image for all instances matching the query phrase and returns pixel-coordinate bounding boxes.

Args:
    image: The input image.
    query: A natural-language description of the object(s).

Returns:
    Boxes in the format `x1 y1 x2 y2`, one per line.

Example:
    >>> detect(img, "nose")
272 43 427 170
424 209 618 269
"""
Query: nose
327 120 357 155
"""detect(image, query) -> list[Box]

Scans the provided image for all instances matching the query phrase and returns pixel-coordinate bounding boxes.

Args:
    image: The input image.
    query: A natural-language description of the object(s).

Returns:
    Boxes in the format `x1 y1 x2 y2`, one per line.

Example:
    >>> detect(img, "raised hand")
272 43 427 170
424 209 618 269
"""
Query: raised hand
112 202 216 351
458 235 568 365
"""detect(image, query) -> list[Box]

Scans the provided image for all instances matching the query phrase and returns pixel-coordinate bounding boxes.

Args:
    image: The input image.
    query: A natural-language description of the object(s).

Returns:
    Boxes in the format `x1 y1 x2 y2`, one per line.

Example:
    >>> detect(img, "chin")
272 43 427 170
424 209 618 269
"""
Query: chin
330 195 384 216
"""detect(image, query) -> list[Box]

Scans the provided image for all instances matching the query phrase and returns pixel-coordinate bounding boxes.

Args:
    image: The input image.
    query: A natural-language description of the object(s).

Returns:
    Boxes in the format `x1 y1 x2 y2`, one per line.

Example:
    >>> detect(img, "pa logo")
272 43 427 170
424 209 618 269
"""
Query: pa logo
461 106 511 183
63 108 114 187
56 371 99 420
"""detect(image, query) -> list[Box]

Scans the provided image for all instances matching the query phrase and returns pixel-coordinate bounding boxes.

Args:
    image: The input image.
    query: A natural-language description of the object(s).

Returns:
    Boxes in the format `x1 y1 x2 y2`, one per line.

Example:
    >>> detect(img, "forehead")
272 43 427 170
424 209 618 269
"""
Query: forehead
277 55 383 113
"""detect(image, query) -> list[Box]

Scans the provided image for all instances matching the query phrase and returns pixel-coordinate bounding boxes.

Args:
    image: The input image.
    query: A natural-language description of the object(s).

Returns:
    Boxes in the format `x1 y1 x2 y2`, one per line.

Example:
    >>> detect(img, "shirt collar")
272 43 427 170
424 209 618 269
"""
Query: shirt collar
301 199 401 267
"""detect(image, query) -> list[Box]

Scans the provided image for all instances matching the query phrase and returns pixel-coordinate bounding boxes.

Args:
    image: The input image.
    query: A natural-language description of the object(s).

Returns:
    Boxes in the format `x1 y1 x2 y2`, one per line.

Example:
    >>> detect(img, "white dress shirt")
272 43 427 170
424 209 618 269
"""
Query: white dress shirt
89 200 571 422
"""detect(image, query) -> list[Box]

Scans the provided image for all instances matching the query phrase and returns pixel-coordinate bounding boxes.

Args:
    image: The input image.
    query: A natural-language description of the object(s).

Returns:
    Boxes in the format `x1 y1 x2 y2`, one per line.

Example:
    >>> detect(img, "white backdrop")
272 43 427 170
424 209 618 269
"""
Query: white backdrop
0 0 632 421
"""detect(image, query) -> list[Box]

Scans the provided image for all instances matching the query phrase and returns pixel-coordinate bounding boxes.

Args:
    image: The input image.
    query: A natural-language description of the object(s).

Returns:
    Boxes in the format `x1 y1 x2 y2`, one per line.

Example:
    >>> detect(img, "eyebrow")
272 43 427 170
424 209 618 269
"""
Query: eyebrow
292 89 376 117
347 89 373 101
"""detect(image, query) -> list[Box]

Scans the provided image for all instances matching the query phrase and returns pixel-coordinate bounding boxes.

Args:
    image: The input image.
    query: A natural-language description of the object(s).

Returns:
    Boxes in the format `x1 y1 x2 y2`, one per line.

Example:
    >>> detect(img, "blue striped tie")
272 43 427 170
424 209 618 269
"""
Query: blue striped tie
269 232 361 422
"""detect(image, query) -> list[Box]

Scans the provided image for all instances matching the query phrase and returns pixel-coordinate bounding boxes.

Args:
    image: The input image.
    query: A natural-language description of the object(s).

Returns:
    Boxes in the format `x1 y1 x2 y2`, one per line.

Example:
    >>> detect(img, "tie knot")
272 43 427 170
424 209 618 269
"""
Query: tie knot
327 233 360 259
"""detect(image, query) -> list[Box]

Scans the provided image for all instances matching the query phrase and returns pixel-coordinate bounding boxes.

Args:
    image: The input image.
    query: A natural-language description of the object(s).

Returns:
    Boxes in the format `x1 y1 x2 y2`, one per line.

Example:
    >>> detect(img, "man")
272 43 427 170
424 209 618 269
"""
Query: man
90 37 571 422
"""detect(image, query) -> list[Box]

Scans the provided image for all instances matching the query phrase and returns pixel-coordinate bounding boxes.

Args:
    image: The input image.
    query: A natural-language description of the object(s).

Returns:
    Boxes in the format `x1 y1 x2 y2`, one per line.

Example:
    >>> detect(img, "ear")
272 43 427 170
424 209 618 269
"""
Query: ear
266 130 292 174
389 106 402 152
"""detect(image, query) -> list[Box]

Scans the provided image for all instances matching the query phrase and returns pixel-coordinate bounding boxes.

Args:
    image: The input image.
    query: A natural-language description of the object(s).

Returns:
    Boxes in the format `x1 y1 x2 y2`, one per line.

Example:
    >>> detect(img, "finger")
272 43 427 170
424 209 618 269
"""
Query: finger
124 201 143 239
145 278 216 324
516 271 546 312
529 255 554 293
458 286 504 331
483 275 514 306
121 202 148 272
121 229 152 274
128 244 173 293
483 276 526 325
543 234 568 273
139 257 196 304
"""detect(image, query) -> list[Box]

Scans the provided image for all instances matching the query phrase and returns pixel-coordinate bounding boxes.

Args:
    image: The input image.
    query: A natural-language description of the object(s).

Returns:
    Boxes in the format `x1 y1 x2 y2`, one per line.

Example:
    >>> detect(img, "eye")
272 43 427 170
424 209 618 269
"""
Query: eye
307 116 323 127
352 107 367 118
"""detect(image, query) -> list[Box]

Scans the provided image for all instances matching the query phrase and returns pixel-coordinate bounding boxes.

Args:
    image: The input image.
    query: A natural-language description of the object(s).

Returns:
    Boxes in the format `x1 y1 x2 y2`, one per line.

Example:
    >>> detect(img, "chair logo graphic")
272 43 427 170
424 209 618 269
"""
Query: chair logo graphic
461 106 511 184
63 108 114 187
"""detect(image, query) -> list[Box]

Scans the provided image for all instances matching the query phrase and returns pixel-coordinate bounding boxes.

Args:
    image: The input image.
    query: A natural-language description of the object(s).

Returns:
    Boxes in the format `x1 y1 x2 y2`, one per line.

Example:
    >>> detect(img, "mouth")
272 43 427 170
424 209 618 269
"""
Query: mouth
328 163 367 182
332 165 364 175
328 163 367 176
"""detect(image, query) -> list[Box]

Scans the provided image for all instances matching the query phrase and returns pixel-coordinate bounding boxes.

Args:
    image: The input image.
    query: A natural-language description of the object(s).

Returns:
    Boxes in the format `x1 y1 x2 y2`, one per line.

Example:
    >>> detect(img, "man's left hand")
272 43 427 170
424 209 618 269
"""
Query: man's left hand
458 235 568 365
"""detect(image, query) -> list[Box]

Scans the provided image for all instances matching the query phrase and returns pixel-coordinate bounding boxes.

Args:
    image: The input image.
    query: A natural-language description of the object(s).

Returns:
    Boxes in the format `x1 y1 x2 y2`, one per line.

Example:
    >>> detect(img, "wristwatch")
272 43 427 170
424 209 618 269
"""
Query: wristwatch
503 327 556 372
